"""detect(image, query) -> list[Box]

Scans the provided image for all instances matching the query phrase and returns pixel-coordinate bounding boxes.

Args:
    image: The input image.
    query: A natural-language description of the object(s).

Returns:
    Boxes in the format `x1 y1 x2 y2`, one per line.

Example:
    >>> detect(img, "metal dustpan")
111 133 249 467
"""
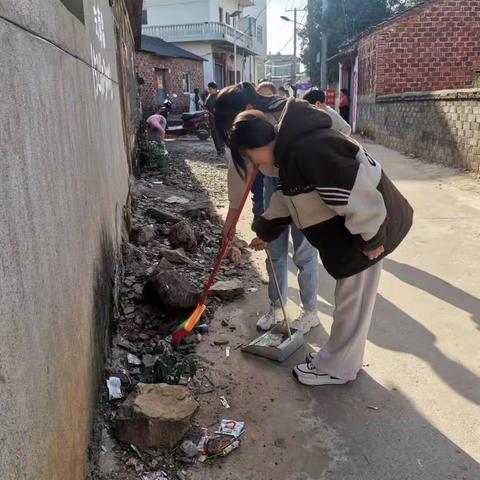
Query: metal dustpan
242 250 305 362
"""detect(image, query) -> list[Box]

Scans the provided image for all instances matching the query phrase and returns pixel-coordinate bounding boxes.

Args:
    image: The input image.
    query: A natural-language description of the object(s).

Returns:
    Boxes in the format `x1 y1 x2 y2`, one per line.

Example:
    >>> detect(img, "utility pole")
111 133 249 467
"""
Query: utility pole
285 7 298 85
234 24 237 84
232 6 241 84
320 0 328 90
320 31 327 89
283 6 307 94
293 7 297 85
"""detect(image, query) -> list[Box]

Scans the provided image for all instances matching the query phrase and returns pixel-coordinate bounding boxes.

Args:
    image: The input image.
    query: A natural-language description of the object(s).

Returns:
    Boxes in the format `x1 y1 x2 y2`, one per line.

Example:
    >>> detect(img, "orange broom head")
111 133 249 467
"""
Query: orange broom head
170 304 206 344
184 304 206 331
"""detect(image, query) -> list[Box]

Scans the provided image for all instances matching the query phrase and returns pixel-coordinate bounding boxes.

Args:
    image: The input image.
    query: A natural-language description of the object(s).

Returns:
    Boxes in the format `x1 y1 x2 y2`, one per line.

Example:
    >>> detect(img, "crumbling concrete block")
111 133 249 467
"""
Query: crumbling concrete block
114 383 199 448
211 280 244 301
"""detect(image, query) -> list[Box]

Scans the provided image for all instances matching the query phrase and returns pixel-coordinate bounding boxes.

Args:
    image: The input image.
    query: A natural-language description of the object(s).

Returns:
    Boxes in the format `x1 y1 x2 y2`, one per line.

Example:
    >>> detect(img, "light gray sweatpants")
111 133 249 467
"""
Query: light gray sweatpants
312 261 383 381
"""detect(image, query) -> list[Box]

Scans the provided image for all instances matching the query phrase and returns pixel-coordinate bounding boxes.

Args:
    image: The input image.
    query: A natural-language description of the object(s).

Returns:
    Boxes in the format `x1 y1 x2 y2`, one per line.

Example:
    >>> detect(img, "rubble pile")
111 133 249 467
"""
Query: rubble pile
88 142 257 480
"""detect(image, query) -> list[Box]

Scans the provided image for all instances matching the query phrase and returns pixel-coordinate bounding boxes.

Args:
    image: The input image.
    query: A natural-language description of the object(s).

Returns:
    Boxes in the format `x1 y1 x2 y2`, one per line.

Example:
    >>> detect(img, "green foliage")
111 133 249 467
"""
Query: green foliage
151 341 198 385
139 140 169 173
301 0 423 83
137 120 170 173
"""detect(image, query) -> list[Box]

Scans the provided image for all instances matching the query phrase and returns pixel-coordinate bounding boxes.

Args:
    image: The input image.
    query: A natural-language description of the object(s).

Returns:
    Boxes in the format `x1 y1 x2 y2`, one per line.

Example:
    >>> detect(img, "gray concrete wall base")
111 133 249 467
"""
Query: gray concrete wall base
357 90 480 173
0 1 131 478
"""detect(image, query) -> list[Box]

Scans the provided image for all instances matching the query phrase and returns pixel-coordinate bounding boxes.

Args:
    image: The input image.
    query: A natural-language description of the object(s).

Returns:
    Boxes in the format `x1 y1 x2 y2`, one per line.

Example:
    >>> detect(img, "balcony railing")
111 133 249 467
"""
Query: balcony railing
142 22 254 52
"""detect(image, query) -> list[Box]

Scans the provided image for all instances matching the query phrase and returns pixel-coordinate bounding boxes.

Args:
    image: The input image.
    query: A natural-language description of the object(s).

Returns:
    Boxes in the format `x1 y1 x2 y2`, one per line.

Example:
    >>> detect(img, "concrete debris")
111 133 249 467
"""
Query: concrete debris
213 335 229 346
131 224 156 245
147 207 180 224
142 472 169 480
227 245 242 264
115 383 199 448
164 195 190 205
142 353 158 369
211 280 245 301
168 221 197 252
116 338 137 353
143 259 201 313
182 199 213 219
159 247 194 265
122 242 148 269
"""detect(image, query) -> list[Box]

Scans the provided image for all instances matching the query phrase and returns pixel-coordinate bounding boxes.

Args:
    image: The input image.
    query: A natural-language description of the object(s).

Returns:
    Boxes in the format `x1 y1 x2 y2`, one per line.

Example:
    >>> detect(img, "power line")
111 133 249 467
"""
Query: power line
278 33 295 53
278 8 307 54
240 0 273 35
341 0 350 40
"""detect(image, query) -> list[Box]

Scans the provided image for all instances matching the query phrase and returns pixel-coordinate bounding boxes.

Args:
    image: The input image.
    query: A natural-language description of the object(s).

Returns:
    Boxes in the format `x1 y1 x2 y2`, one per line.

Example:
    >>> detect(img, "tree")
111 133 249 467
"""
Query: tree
301 0 422 84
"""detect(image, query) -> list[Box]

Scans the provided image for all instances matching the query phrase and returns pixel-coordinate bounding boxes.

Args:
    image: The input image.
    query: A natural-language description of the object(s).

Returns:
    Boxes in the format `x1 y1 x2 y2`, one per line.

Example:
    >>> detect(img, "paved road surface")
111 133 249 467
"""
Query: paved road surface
189 138 480 480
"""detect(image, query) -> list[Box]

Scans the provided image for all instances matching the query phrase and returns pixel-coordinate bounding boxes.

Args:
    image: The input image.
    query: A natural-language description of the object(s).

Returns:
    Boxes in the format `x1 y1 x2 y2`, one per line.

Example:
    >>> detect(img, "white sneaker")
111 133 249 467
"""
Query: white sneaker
291 310 320 334
256 307 286 331
293 363 347 386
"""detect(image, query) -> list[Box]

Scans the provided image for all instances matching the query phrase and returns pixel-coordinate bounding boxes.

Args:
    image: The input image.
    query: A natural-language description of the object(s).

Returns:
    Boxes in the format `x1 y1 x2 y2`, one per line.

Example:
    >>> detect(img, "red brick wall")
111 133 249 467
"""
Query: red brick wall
358 0 480 96
358 34 380 97
135 52 204 116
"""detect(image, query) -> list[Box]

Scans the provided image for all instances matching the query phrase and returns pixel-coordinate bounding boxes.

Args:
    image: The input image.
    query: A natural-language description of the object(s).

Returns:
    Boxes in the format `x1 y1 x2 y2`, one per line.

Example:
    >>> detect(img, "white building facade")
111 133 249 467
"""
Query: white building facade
142 0 267 88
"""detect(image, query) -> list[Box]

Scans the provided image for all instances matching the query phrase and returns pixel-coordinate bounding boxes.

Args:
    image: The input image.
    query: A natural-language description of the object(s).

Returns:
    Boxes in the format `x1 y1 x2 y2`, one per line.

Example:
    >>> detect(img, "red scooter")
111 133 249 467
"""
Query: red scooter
160 94 210 141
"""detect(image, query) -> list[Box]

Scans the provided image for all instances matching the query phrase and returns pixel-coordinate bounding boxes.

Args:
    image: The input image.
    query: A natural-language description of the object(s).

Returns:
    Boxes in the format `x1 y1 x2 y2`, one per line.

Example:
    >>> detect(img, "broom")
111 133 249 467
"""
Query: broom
170 166 259 344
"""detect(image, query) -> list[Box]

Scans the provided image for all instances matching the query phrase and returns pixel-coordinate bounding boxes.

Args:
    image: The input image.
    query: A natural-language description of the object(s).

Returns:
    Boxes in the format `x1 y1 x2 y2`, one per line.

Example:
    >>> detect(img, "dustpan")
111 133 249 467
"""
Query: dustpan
242 249 304 362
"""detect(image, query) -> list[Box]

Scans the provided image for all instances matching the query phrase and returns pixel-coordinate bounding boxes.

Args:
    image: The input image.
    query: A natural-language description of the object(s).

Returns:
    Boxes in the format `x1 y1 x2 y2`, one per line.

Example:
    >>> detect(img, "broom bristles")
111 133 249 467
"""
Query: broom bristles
170 304 206 344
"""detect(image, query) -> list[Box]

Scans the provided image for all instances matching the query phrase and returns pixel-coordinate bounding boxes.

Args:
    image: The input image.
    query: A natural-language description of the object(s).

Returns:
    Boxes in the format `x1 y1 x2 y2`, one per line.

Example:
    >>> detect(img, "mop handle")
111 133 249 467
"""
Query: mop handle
199 166 259 305
266 248 292 340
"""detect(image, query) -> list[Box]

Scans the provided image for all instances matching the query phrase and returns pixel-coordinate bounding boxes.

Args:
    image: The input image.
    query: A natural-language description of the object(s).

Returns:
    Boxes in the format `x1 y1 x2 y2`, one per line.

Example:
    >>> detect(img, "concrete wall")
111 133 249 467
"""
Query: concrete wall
0 0 134 478
357 89 480 173
113 0 143 173
144 0 210 25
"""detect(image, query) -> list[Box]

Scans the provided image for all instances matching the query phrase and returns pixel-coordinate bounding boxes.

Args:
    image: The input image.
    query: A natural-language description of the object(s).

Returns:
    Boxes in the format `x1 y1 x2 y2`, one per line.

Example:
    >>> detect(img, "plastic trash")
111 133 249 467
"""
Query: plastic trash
216 420 245 437
181 440 198 458
142 472 169 480
106 377 122 400
219 396 230 409
127 353 142 366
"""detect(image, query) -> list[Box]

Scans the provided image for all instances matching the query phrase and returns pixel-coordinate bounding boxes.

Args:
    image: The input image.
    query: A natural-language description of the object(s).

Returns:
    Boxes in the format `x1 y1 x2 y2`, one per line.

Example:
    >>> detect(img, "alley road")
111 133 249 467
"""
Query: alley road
188 138 480 480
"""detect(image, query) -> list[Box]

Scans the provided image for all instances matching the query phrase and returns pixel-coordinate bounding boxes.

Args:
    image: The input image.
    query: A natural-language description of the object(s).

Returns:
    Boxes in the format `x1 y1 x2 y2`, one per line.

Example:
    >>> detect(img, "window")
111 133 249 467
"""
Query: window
182 73 192 93
142 9 148 25
257 25 263 43
226 12 230 25
248 18 256 37
59 0 84 23
219 7 224 23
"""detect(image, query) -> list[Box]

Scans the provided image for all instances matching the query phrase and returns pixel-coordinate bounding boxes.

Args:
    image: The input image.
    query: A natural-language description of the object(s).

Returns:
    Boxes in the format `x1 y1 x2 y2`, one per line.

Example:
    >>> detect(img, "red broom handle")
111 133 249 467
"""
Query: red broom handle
199 166 259 305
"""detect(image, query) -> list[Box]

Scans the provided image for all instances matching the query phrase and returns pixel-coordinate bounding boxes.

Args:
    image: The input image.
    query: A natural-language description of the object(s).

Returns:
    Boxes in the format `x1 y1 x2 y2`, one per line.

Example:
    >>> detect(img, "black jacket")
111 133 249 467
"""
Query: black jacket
254 99 413 279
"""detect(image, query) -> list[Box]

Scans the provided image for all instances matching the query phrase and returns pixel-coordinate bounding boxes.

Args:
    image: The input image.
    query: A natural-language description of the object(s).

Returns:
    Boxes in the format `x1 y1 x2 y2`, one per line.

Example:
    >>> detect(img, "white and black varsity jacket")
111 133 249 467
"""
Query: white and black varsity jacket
254 99 413 279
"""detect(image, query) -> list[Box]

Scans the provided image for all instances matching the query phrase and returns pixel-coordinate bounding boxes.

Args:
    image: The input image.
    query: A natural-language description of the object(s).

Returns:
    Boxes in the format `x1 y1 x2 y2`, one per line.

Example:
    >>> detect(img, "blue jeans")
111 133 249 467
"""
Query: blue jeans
251 172 265 216
263 176 319 312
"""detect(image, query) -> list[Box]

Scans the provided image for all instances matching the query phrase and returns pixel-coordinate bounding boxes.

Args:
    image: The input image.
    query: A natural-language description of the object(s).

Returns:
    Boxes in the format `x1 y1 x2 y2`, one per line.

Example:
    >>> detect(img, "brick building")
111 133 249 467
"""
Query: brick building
333 0 480 172
136 35 205 116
